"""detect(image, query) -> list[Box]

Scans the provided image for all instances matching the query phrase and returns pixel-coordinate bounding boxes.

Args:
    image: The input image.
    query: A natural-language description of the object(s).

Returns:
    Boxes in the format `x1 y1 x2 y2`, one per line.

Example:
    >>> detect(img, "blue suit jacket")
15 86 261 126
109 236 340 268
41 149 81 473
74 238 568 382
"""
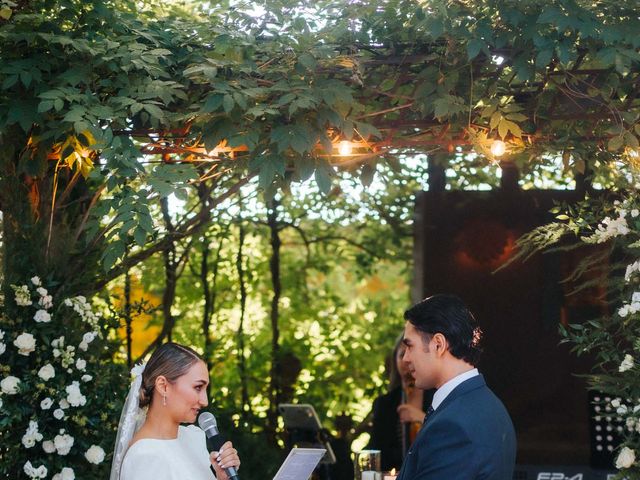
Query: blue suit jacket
397 374 516 480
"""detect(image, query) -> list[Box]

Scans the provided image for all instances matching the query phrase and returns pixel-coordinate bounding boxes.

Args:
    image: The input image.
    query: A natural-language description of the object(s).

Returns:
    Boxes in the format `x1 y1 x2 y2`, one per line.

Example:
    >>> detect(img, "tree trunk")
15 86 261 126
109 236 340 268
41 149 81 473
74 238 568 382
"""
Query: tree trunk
124 253 133 369
235 220 250 419
160 197 178 343
266 201 282 435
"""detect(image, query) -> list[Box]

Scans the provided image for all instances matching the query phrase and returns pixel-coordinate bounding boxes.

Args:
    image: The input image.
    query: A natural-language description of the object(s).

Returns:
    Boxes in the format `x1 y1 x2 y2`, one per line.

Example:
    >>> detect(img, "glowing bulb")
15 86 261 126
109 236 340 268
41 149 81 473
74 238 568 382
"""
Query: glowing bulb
491 139 506 157
338 140 352 156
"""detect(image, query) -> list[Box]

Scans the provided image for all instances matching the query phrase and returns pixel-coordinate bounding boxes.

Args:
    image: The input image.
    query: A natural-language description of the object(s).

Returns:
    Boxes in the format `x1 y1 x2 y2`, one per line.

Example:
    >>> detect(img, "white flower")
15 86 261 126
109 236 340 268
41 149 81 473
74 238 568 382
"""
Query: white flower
617 405 629 415
14 332 36 356
52 336 65 348
23 461 47 479
34 309 51 323
611 398 621 408
53 348 61 358
41 398 54 410
79 332 98 351
39 294 53 309
36 288 52 309
42 440 56 453
75 358 86 371
620 354 635 372
0 398 3 409
632 209 639 218
65 296 100 328
61 345 76 368
65 381 86 407
53 467 75 480
0 342 5 355
616 446 636 469
85 445 106 464
54 433 74 455
31 276 41 286
1 375 20 395
590 215 630 243
0 329 4 340
59 399 70 409
626 261 640 282
83 332 97 344
22 420 43 448
81 374 92 382
38 364 55 381
53 409 65 420
14 285 32 306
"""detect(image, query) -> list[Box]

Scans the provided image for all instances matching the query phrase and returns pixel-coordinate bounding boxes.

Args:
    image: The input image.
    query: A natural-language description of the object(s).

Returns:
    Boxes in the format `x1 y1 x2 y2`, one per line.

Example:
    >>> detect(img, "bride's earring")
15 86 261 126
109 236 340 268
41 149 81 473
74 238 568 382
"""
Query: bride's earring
163 394 167 406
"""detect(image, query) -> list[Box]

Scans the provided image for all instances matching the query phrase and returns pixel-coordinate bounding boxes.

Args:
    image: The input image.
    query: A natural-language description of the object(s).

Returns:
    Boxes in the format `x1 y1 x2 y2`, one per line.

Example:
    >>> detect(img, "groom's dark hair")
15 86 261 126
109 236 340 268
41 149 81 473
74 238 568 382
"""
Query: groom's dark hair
404 294 483 366
139 342 202 408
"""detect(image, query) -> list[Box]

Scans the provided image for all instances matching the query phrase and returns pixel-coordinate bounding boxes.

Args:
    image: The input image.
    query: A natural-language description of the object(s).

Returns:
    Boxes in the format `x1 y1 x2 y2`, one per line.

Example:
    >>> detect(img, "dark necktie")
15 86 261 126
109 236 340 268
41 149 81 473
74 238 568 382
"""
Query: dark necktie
423 405 434 424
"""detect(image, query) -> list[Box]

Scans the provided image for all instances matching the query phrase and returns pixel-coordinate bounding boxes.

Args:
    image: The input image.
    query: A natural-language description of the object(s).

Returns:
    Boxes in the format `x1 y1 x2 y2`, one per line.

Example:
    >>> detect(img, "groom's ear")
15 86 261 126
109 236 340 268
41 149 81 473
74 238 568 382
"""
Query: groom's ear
155 375 168 394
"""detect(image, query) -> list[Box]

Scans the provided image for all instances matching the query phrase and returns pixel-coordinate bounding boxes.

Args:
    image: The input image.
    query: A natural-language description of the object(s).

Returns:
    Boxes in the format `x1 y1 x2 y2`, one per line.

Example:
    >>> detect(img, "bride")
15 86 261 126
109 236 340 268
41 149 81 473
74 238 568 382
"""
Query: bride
110 343 241 480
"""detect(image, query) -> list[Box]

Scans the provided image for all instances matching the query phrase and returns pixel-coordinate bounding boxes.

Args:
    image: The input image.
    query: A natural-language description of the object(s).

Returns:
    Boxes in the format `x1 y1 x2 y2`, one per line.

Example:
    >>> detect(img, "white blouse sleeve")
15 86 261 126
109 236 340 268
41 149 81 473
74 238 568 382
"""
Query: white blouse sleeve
120 447 172 480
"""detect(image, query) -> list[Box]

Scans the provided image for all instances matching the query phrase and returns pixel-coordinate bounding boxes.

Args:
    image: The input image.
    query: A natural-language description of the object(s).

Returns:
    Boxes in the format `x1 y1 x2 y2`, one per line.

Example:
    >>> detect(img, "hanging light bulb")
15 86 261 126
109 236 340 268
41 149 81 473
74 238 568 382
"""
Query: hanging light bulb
338 140 353 156
491 139 506 157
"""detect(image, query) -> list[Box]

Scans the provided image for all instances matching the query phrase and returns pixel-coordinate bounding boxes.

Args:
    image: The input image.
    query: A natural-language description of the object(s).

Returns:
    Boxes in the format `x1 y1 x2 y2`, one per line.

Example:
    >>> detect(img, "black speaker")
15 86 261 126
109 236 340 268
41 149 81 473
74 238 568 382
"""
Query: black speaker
588 390 625 469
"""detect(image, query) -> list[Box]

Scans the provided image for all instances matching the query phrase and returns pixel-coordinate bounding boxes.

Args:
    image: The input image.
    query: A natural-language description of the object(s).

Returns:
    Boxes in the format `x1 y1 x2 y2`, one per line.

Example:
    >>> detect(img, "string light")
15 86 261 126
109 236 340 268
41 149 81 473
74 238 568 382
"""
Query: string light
338 140 353 156
491 139 506 157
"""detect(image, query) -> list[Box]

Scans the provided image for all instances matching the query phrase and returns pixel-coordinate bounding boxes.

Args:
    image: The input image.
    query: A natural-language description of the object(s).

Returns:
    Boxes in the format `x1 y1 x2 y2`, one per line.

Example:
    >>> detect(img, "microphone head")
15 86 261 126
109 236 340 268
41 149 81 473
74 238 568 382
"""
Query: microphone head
198 412 218 432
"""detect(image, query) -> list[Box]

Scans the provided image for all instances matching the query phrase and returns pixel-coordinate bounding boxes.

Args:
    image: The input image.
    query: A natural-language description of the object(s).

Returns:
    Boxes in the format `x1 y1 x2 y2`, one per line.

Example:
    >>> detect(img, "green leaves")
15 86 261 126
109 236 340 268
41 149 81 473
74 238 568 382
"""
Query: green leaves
250 154 286 189
314 158 334 193
467 39 484 60
433 95 466 120
270 124 316 154
146 164 198 198
143 103 165 122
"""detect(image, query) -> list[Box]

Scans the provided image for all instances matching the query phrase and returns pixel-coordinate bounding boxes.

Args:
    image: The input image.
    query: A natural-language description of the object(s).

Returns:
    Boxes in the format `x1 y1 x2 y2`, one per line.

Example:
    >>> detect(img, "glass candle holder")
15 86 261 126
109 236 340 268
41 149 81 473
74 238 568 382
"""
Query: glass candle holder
354 450 381 480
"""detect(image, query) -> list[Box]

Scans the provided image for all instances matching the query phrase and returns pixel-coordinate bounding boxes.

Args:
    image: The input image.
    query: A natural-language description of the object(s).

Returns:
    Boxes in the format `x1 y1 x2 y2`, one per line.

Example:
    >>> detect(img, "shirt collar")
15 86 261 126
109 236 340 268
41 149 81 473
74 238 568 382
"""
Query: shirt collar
431 368 479 410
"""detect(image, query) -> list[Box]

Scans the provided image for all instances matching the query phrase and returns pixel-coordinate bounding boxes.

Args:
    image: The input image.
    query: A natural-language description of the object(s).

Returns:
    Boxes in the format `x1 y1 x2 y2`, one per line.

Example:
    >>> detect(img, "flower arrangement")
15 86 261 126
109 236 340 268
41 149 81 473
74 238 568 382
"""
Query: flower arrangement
0 277 126 478
518 193 640 478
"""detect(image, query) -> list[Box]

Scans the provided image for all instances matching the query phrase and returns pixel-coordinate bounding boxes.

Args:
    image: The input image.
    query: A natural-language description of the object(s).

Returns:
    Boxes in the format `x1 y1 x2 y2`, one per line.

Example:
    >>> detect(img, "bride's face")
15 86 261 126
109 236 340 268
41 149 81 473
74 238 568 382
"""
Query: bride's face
165 360 210 423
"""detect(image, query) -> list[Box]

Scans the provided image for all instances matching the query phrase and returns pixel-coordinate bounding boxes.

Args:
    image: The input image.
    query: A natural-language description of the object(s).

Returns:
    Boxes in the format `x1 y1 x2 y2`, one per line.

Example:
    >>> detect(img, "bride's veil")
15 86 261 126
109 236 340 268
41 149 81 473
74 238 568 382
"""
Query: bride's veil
110 363 147 480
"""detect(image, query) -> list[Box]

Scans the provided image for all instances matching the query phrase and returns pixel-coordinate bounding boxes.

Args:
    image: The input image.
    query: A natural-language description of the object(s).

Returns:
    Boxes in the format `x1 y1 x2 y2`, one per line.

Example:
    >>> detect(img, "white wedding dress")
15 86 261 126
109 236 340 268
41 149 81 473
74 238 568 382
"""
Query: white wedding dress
120 425 216 480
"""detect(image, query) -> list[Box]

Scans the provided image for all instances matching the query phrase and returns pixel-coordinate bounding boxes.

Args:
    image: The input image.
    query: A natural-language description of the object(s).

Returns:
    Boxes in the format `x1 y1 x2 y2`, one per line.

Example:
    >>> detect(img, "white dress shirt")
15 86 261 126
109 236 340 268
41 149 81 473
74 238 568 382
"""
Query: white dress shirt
431 368 479 411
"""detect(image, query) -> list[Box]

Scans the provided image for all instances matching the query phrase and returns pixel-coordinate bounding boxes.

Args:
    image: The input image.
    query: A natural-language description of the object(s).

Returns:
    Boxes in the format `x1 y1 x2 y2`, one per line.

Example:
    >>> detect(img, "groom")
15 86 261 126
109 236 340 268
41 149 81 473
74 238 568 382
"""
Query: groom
396 294 516 480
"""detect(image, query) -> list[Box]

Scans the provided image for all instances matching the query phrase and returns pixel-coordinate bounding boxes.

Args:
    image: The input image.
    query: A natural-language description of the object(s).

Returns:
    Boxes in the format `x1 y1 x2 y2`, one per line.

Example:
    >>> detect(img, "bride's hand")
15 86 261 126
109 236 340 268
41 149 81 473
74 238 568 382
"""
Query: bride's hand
210 441 240 480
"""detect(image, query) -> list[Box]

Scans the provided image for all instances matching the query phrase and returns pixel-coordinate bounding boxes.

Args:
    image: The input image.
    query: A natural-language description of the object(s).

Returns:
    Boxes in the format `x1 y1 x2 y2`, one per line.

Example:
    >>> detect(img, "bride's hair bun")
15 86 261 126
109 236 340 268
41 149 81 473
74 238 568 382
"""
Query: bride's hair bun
139 343 202 408
138 385 154 408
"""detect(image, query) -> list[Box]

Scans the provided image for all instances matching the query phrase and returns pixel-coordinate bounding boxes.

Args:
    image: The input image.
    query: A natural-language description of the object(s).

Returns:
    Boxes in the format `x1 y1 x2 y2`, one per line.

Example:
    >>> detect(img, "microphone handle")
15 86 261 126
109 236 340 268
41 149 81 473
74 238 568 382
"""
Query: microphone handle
206 432 240 480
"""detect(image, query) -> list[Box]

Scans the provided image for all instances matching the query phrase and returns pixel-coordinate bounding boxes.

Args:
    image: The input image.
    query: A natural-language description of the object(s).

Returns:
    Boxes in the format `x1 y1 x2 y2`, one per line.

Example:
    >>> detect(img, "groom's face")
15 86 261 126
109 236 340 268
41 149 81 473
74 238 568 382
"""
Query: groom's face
402 322 439 390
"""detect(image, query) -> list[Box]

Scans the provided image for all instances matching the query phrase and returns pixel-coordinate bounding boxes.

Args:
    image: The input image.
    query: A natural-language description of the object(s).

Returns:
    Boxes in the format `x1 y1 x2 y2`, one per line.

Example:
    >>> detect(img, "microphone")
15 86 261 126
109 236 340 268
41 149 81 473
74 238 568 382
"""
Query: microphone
198 412 240 480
